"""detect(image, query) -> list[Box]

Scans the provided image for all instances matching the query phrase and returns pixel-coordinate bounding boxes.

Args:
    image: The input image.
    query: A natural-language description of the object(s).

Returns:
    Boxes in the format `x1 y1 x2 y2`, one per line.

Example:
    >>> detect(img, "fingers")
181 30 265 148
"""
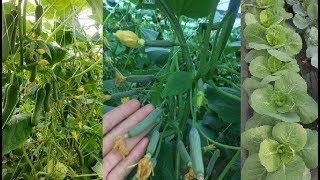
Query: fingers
105 138 149 180
103 126 152 177
103 104 154 157
103 99 140 135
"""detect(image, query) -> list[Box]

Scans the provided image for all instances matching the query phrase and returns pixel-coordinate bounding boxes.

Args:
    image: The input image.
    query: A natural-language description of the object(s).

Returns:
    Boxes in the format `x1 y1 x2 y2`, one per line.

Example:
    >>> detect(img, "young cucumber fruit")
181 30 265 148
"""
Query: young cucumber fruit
127 107 162 138
126 75 155 83
43 83 52 112
2 84 19 126
189 127 204 179
144 40 178 47
110 89 138 101
206 149 220 176
34 5 43 36
31 87 46 126
146 130 160 156
177 140 192 166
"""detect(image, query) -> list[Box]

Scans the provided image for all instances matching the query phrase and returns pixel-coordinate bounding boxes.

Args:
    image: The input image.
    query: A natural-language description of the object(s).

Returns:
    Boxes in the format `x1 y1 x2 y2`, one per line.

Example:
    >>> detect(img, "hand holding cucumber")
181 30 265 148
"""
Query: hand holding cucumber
103 99 156 180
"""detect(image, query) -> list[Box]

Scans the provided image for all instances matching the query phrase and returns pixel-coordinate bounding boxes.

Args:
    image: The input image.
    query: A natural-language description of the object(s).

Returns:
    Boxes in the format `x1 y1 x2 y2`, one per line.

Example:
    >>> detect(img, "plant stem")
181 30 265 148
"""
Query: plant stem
23 0 27 37
22 145 36 173
198 1 219 77
206 80 240 102
212 75 240 90
18 0 24 66
197 128 240 150
68 58 102 80
175 129 181 180
216 65 240 76
157 0 194 71
217 150 240 180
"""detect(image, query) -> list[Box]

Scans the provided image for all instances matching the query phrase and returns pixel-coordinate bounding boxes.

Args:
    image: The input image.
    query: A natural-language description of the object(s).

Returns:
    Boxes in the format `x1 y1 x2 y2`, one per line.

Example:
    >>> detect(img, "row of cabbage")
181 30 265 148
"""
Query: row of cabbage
241 0 318 179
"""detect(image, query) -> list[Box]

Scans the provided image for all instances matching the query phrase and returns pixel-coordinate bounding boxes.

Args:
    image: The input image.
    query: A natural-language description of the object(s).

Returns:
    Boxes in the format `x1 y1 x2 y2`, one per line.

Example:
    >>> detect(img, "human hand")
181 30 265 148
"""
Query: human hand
103 99 155 180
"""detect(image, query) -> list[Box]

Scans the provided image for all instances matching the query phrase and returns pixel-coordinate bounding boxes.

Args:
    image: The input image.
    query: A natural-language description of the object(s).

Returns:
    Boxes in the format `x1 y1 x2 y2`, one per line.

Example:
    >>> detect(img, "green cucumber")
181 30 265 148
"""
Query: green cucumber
52 81 59 101
189 127 204 178
9 10 18 54
2 14 14 61
29 66 37 82
144 40 178 47
74 141 84 166
177 140 192 166
206 149 220 176
31 87 46 126
146 130 160 156
2 84 19 126
126 75 156 83
34 5 43 36
127 107 162 138
110 90 139 101
62 105 69 127
43 83 52 112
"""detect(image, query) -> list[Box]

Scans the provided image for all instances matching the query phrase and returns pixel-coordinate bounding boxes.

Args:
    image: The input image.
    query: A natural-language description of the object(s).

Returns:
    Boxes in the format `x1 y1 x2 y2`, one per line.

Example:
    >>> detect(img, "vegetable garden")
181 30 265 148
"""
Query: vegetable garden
2 0 103 179
241 0 318 179
104 0 242 179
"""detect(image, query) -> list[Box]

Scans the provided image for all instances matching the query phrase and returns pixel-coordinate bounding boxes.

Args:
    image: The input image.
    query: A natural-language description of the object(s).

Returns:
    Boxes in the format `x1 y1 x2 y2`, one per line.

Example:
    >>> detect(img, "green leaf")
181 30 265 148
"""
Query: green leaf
307 4 318 22
297 129 318 169
153 141 175 179
293 14 311 29
249 56 271 78
206 87 240 123
245 13 258 25
272 122 307 152
279 29 302 56
162 71 193 97
242 154 268 180
245 112 280 130
2 114 32 155
245 50 269 63
91 161 103 178
259 139 282 172
241 125 273 153
139 27 159 41
266 25 286 46
162 0 216 19
296 94 318 124
266 156 306 180
86 0 103 24
244 23 268 46
45 159 69 180
267 49 296 62
274 72 307 100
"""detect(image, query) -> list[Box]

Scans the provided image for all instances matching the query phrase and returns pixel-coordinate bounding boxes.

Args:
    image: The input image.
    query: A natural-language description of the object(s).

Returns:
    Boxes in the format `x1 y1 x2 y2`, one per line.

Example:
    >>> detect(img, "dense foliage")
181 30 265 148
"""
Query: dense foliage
242 0 318 179
104 0 241 179
2 0 103 179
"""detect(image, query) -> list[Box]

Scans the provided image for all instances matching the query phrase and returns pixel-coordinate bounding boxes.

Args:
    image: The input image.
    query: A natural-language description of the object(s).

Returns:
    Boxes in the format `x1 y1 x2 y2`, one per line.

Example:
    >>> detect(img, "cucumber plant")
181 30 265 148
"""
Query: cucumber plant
2 0 103 179
104 0 241 179
241 0 318 179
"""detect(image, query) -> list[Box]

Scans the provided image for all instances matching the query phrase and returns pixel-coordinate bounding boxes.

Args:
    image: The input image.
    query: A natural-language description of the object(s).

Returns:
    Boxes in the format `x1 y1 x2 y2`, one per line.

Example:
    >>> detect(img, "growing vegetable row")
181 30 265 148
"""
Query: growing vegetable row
241 0 318 179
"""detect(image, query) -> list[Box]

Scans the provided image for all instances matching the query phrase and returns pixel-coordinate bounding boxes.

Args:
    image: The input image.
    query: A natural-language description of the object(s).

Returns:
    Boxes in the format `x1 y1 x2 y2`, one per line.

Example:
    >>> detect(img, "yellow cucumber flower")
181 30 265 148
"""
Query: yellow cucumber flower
112 136 129 159
115 70 126 88
77 86 85 92
36 48 46 55
38 59 49 66
71 131 79 142
184 167 195 180
113 30 145 48
136 154 152 180
121 97 130 104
